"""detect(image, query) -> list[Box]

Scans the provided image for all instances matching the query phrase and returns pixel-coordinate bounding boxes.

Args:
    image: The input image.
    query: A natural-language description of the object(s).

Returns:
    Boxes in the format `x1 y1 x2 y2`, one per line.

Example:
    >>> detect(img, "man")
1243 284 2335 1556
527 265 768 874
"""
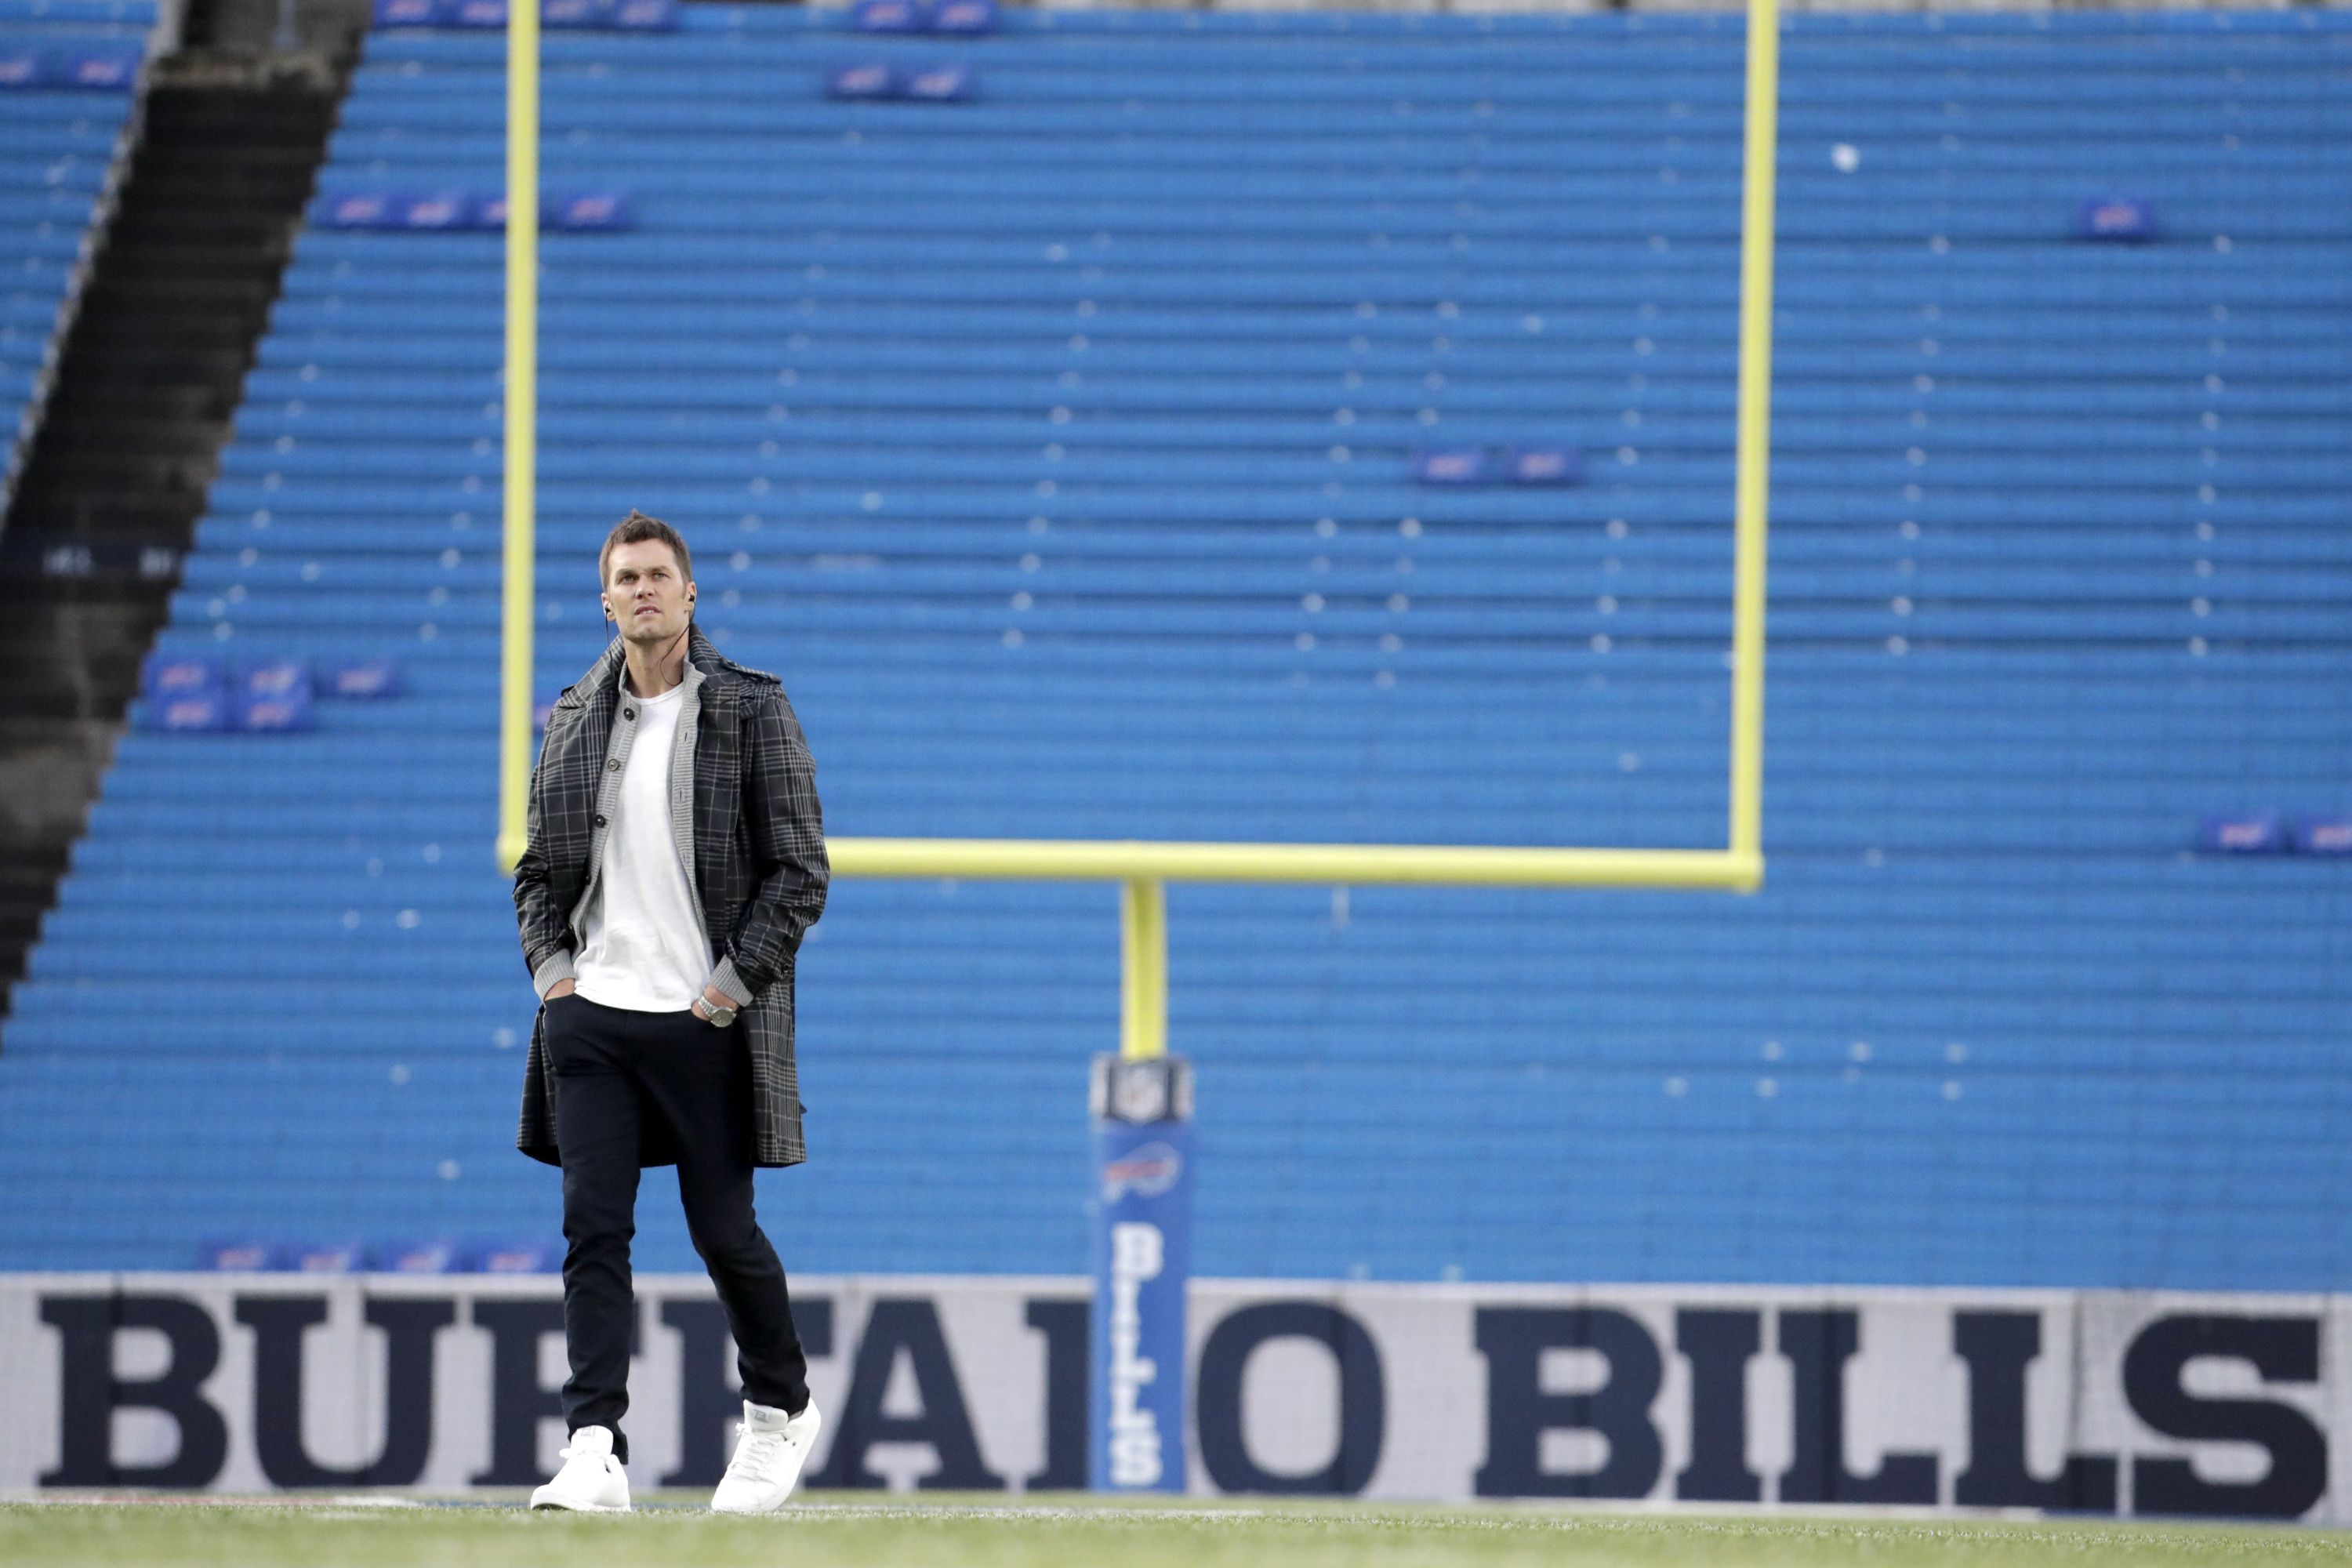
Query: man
512 510 829 1513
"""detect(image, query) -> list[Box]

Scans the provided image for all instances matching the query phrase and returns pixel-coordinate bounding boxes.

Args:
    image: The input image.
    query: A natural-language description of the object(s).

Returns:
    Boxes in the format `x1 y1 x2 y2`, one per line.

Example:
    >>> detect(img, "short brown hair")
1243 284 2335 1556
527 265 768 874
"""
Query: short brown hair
599 509 693 586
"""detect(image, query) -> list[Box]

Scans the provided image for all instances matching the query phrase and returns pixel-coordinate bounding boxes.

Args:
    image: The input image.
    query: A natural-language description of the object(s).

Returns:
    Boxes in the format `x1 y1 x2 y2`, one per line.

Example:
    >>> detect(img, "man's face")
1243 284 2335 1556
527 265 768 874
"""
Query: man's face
602 538 694 648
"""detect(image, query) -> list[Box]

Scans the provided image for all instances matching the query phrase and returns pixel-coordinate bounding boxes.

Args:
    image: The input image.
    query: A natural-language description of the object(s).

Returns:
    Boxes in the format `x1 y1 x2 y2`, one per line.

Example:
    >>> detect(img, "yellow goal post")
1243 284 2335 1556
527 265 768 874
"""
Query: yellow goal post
497 0 1780 1063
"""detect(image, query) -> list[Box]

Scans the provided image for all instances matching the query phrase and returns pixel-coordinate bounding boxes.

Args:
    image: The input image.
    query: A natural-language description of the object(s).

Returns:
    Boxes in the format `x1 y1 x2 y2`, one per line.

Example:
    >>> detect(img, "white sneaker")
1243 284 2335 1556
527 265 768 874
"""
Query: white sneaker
529 1425 632 1512
710 1396 822 1513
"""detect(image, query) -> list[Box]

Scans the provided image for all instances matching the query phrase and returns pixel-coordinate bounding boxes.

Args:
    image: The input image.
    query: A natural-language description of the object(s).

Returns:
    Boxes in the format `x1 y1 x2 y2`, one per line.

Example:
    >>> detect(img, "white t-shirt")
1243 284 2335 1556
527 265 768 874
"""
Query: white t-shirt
572 682 707 1012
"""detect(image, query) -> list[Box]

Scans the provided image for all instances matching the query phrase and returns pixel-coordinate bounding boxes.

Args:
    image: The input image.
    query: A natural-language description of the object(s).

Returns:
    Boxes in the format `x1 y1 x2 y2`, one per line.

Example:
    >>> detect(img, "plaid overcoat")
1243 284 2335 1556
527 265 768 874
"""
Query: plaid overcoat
512 626 828 1168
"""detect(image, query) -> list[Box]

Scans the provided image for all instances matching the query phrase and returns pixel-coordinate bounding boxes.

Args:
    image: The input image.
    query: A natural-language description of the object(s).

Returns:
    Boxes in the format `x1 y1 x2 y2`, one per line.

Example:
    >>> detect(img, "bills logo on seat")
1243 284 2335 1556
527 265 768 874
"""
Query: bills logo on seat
2077 197 2154 242
551 191 633 230
543 0 612 27
152 694 229 732
379 1240 462 1274
240 659 313 701
2199 814 2281 855
474 1242 558 1273
1102 1142 1181 1203
1410 448 1490 485
236 691 314 733
401 192 475 229
0 51 45 85
851 0 924 31
902 64 973 102
372 0 443 26
324 658 402 699
64 53 136 89
1503 445 1581 485
2295 817 2352 856
144 653 224 697
322 191 396 228
198 1240 283 1270
609 0 678 31
930 0 996 32
827 63 896 100
292 1241 365 1274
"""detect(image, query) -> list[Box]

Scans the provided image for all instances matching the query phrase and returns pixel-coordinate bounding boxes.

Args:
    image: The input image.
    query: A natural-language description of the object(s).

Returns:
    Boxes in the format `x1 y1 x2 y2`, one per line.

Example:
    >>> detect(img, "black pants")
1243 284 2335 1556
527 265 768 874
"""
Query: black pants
546 993 810 1462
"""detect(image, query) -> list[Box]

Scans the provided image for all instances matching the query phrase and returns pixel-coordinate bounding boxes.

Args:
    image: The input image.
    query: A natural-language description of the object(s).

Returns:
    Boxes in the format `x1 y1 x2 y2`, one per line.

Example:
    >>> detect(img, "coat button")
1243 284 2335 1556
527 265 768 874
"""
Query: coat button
593 815 607 827
607 758 621 772
622 708 635 720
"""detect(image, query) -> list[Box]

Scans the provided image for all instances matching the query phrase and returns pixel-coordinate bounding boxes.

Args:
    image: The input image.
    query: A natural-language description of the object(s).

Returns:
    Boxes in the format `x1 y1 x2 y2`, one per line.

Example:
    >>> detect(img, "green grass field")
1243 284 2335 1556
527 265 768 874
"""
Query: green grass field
3 1496 2347 1568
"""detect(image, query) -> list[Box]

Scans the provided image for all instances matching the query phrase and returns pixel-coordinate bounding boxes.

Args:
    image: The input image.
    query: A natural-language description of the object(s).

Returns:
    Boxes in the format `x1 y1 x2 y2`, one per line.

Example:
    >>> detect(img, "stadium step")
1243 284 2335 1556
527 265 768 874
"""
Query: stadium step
0 71 347 1018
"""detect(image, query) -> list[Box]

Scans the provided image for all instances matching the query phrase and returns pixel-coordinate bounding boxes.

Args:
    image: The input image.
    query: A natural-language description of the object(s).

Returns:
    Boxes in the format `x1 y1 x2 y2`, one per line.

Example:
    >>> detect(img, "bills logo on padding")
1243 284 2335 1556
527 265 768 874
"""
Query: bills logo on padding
1101 1142 1181 1202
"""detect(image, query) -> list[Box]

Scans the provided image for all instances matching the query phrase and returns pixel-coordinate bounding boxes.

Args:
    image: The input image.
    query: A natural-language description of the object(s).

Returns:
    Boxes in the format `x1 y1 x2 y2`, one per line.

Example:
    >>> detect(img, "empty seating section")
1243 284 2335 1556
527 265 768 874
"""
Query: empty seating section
4 5 2350 1286
0 0 147 486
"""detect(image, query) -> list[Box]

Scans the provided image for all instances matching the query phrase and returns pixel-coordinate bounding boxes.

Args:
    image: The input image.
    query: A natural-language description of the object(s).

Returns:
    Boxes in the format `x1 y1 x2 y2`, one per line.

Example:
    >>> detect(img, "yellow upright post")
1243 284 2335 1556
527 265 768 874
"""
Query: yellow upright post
495 0 541 873
1726 0 1778 887
1120 877 1167 1062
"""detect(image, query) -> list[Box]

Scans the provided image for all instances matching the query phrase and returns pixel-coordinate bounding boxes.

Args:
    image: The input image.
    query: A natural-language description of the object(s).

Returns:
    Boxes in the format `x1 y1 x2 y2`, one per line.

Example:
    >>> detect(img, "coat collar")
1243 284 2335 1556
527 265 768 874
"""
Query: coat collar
555 625 749 713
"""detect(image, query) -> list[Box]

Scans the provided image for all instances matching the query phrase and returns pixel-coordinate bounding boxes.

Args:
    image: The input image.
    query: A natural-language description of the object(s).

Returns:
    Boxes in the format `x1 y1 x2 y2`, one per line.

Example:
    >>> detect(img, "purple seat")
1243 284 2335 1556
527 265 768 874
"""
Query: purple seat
318 190 405 229
147 692 230 733
851 0 924 31
399 191 482 230
902 62 973 102
550 191 634 230
543 0 612 27
60 53 140 90
2198 814 2282 855
198 1240 289 1271
2293 817 2352 857
609 0 677 31
323 657 403 699
1410 448 1490 485
372 0 444 26
931 0 996 34
289 1240 365 1274
2077 197 2155 242
473 1241 560 1273
1502 445 1581 485
239 659 313 701
827 62 896 100
237 689 316 733
377 1240 464 1273
142 652 224 699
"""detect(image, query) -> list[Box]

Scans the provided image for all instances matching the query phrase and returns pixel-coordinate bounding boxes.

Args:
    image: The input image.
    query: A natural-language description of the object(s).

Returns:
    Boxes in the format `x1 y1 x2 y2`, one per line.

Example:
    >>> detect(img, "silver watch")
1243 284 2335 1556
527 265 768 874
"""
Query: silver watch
702 1000 738 1028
